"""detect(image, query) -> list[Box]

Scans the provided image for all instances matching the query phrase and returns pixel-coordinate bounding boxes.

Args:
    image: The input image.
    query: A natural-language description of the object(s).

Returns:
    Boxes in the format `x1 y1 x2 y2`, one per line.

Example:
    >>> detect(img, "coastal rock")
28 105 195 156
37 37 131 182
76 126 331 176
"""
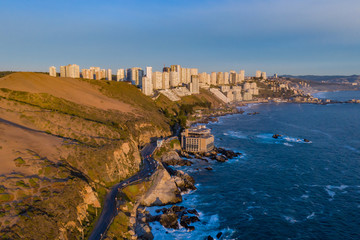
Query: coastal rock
216 232 223 238
160 213 179 229
215 155 227 162
161 150 182 162
173 171 196 192
135 223 154 240
272 134 282 139
187 209 199 216
206 236 214 240
217 147 241 159
304 139 310 143
140 165 182 206
163 159 193 166
205 167 213 171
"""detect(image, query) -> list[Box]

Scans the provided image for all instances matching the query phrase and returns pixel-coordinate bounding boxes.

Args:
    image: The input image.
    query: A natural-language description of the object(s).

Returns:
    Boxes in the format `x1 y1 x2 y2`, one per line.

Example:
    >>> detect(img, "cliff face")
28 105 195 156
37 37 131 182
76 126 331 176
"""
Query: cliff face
0 73 171 239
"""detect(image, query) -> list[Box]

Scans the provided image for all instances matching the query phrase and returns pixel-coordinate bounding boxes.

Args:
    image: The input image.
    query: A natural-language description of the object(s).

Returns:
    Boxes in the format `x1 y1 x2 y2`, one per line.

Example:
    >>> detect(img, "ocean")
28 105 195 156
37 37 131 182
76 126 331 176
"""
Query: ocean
149 91 360 240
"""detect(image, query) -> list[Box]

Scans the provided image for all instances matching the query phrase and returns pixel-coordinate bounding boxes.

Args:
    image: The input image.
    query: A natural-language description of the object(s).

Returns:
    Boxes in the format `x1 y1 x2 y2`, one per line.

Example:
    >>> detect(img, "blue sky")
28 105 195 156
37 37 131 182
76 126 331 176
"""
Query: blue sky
1 0 359 75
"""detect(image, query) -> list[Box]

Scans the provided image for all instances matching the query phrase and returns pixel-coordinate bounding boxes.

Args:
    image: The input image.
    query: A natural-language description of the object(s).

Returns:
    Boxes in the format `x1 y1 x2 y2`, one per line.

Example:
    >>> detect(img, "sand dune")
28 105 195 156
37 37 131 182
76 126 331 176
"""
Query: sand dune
0 72 133 112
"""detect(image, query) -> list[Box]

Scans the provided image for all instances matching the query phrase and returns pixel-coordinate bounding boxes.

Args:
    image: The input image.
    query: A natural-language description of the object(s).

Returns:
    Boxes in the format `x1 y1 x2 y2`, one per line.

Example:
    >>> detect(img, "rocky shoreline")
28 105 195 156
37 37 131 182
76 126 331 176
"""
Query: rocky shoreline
133 146 241 239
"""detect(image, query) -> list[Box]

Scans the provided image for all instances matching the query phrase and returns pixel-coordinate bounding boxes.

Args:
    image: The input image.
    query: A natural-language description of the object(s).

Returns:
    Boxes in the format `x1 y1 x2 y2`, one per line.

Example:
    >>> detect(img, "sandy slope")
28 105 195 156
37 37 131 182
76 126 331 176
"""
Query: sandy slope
0 121 64 175
0 72 133 112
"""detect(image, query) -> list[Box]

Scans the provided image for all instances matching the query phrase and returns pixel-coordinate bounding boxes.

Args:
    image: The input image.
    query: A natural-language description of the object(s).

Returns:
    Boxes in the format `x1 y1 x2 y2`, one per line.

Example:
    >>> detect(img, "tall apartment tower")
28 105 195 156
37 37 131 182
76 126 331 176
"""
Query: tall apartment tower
146 66 152 81
169 72 180 87
106 69 112 80
65 64 80 78
162 72 170 89
152 72 163 89
141 76 153 96
239 70 245 82
127 67 143 86
116 69 125 81
49 66 56 77
224 72 229 85
216 72 224 85
189 75 200 94
210 72 217 85
60 66 66 77
261 72 267 80
255 70 261 78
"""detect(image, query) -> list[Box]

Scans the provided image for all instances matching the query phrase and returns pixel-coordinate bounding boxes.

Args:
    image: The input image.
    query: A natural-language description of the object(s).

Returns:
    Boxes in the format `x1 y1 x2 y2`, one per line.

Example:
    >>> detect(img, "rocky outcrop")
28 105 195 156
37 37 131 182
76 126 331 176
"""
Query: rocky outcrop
148 205 200 231
140 164 182 206
161 150 193 166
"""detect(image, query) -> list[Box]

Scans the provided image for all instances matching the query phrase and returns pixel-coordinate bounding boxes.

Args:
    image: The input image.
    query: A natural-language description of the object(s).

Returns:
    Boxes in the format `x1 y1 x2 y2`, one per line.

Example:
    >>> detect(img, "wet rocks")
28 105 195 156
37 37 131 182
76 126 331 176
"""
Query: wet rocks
163 159 193 166
272 134 282 139
149 205 200 231
205 167 213 171
160 213 179 229
304 139 310 143
161 151 193 166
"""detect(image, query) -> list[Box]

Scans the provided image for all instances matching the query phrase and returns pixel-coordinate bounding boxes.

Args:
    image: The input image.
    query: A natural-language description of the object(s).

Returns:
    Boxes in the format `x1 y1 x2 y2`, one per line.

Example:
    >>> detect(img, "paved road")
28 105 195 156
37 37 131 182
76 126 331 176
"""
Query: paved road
89 142 158 240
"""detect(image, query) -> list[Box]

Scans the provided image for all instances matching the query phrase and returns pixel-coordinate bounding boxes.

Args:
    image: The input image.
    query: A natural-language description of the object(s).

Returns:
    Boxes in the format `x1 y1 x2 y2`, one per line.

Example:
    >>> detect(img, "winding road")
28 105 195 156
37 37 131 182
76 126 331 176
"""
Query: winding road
89 142 158 240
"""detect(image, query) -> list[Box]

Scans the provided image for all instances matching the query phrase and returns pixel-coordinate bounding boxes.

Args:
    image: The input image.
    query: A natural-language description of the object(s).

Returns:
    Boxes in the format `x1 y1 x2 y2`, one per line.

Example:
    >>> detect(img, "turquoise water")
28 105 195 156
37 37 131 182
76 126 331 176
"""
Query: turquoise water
149 91 360 239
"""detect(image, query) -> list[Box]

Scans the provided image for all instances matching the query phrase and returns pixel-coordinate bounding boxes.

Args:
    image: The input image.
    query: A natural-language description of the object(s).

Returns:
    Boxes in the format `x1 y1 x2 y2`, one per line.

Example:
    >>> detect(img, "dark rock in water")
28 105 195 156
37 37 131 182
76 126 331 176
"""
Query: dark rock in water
160 213 179 229
187 226 195 231
163 159 193 166
205 167 213 171
215 155 227 162
187 209 199 216
206 236 214 240
155 208 167 214
304 139 310 143
272 134 282 139
216 232 223 238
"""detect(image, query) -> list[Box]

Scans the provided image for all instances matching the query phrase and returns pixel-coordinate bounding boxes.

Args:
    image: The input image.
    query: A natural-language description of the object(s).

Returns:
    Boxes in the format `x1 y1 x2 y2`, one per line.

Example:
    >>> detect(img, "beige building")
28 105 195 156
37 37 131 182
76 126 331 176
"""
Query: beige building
49 66 56 77
261 72 267 80
162 72 170 89
255 70 261 78
141 76 153 96
170 71 180 87
152 71 163 89
106 69 112 80
116 69 125 81
189 75 200 94
60 64 80 78
181 125 214 153
210 72 217 85
127 67 143 86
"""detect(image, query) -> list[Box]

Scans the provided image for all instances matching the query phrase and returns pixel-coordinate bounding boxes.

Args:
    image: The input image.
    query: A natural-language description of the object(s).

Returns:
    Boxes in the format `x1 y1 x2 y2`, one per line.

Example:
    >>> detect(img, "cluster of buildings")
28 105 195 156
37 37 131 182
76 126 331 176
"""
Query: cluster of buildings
49 64 269 103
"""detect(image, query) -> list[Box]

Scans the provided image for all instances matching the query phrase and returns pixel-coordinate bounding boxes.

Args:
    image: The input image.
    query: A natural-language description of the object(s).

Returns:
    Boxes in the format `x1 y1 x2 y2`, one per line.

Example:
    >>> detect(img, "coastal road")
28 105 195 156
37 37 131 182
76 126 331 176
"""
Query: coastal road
89 142 158 240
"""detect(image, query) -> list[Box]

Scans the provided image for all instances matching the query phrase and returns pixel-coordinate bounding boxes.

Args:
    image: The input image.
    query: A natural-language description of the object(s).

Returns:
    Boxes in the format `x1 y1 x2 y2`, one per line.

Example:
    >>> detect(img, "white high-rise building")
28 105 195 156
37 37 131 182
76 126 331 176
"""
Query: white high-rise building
49 66 56 77
62 64 80 78
239 70 245 82
255 70 261 78
170 71 180 87
162 72 170 89
261 72 267 80
224 72 229 85
60 66 66 77
146 66 152 81
210 72 217 85
116 69 125 81
106 69 112 80
141 76 153 96
217 72 224 85
152 71 163 89
127 67 143 86
189 75 200 94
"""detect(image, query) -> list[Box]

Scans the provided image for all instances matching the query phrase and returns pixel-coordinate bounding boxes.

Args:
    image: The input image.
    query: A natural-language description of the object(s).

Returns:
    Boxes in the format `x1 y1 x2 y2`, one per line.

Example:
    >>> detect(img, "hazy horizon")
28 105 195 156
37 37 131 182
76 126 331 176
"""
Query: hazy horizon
1 0 360 75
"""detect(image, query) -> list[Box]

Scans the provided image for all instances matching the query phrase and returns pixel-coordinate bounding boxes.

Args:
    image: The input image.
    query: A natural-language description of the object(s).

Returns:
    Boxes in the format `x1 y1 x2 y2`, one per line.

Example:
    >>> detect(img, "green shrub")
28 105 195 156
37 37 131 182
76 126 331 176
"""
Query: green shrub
14 157 25 167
